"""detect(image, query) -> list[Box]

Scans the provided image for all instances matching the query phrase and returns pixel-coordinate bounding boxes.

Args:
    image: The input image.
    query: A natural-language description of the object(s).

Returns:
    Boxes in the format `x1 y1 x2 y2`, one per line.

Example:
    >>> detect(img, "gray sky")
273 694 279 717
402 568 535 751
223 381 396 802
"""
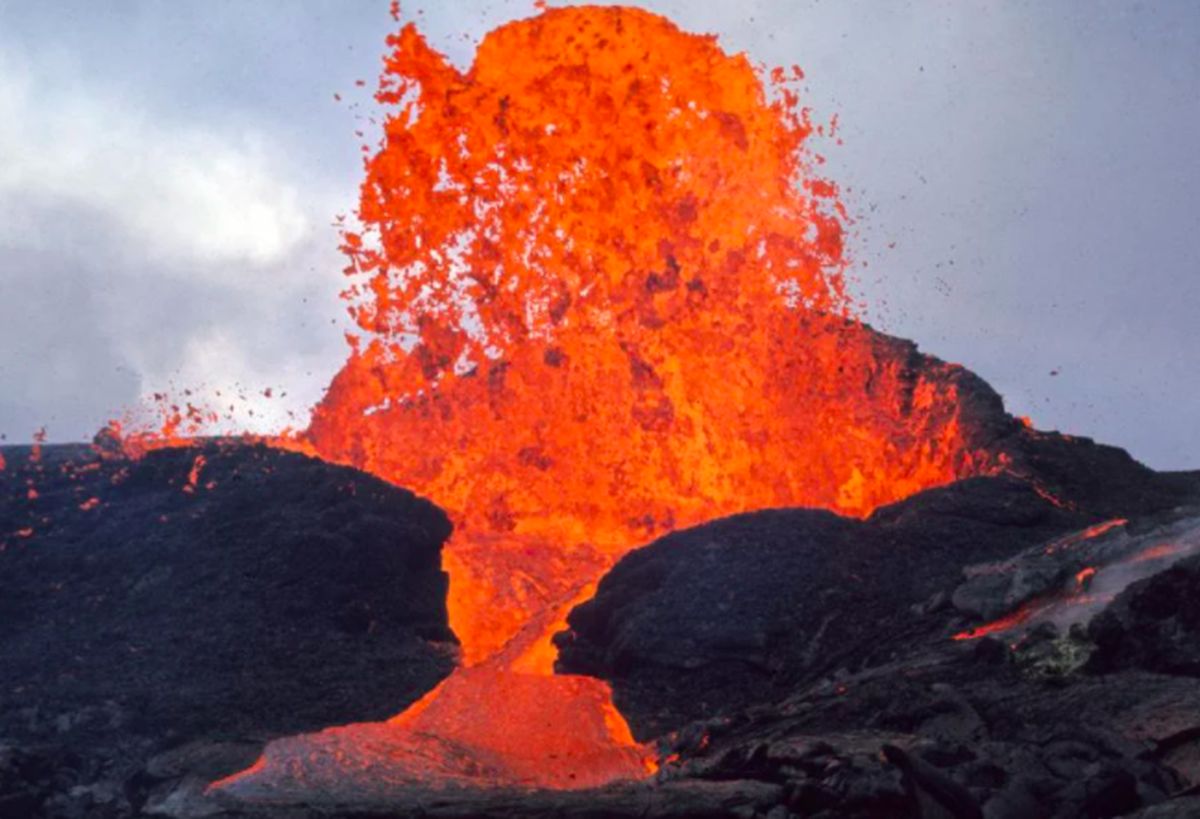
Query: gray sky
1 1 1197 469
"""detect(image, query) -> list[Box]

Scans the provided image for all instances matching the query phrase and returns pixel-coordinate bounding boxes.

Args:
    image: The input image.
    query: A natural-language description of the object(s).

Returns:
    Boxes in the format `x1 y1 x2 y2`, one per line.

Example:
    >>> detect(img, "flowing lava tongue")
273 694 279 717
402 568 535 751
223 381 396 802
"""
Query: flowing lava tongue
216 5 997 797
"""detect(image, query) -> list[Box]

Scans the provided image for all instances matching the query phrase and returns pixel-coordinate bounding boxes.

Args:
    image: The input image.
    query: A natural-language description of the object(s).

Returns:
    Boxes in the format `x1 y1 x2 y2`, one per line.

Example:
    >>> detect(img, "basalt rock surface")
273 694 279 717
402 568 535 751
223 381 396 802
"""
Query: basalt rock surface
556 477 1083 736
641 659 1200 819
0 441 456 818
1088 552 1200 677
555 470 1198 739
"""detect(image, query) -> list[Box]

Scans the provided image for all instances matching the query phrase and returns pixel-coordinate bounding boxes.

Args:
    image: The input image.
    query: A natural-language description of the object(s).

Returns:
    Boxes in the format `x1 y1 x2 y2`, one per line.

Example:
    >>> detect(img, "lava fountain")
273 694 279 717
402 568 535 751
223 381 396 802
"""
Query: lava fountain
217 5 1002 796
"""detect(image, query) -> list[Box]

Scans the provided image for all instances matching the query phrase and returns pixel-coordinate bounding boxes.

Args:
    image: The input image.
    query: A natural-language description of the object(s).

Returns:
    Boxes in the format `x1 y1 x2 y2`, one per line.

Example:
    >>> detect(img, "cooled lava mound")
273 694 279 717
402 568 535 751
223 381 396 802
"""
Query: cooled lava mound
556 434 1200 740
0 442 455 816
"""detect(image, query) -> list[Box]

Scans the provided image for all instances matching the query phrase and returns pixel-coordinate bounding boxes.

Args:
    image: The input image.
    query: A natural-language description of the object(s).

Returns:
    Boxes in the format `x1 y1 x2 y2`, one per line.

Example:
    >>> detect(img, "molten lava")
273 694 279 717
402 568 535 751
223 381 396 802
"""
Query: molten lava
218 5 1001 794
308 4 992 662
954 519 1200 644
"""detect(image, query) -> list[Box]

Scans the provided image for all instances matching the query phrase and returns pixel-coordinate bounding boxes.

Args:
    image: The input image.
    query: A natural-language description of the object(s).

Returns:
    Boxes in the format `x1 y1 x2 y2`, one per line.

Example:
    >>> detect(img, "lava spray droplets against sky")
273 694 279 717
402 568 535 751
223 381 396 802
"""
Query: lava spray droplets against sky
222 5 1000 794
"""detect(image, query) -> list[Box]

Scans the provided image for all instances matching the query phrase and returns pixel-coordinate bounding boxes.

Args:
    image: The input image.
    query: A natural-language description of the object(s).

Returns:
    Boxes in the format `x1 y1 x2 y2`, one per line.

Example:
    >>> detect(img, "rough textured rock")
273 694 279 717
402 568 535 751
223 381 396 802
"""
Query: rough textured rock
995 429 1199 522
1088 553 1200 677
544 454 1200 818
555 477 1081 737
0 441 456 817
556 461 1198 741
1127 797 1200 819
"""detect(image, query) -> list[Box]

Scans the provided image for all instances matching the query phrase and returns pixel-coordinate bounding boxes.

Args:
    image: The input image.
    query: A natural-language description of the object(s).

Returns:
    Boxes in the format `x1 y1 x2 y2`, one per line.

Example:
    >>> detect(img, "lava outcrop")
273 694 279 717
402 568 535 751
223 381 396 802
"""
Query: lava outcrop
1089 552 1200 677
545 443 1200 818
0 442 455 817
555 440 1197 739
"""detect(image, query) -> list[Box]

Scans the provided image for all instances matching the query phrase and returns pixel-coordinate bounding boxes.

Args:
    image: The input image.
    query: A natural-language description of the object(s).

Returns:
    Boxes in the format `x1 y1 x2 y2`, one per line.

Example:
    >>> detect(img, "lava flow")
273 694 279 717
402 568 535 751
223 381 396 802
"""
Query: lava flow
953 518 1200 644
216 5 1001 795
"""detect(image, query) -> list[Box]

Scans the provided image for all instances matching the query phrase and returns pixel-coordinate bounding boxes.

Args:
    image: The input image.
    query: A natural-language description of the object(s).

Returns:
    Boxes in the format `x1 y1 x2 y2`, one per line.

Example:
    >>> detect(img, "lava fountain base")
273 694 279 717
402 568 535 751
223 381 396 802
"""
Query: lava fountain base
213 664 654 800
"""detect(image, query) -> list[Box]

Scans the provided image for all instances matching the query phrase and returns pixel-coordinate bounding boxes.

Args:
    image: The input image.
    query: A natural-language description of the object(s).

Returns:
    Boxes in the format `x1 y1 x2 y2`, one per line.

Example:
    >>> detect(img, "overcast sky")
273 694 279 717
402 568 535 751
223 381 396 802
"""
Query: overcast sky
1 1 1197 469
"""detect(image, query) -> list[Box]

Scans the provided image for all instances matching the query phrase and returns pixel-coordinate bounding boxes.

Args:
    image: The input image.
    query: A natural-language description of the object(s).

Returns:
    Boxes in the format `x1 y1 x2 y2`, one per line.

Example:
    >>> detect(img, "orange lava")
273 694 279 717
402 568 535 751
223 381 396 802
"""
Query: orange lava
952 603 1038 642
954 526 1199 645
309 4 991 658
383 665 654 786
1128 542 1186 564
223 5 999 793
182 454 206 494
1043 518 1127 555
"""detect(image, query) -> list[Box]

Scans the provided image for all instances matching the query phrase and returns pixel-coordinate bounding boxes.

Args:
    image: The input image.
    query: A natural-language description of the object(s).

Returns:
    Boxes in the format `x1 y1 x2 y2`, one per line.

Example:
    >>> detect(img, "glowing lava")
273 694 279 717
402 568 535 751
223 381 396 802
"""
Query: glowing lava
954 518 1200 643
308 3 994 663
217 5 1002 795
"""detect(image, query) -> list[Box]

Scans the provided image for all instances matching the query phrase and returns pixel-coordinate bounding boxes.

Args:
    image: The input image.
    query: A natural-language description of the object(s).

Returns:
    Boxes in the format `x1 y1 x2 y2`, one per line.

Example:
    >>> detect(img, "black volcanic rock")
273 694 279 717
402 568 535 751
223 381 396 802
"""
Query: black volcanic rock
0 441 455 816
637 661 1199 819
997 429 1200 522
1088 552 1200 677
557 449 1199 743
548 447 1200 818
555 476 1095 739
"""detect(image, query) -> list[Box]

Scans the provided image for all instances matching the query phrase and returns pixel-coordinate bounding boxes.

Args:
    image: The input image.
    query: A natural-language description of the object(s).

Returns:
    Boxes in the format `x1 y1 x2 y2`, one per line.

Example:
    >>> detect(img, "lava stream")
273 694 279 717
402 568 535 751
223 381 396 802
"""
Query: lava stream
954 519 1200 643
